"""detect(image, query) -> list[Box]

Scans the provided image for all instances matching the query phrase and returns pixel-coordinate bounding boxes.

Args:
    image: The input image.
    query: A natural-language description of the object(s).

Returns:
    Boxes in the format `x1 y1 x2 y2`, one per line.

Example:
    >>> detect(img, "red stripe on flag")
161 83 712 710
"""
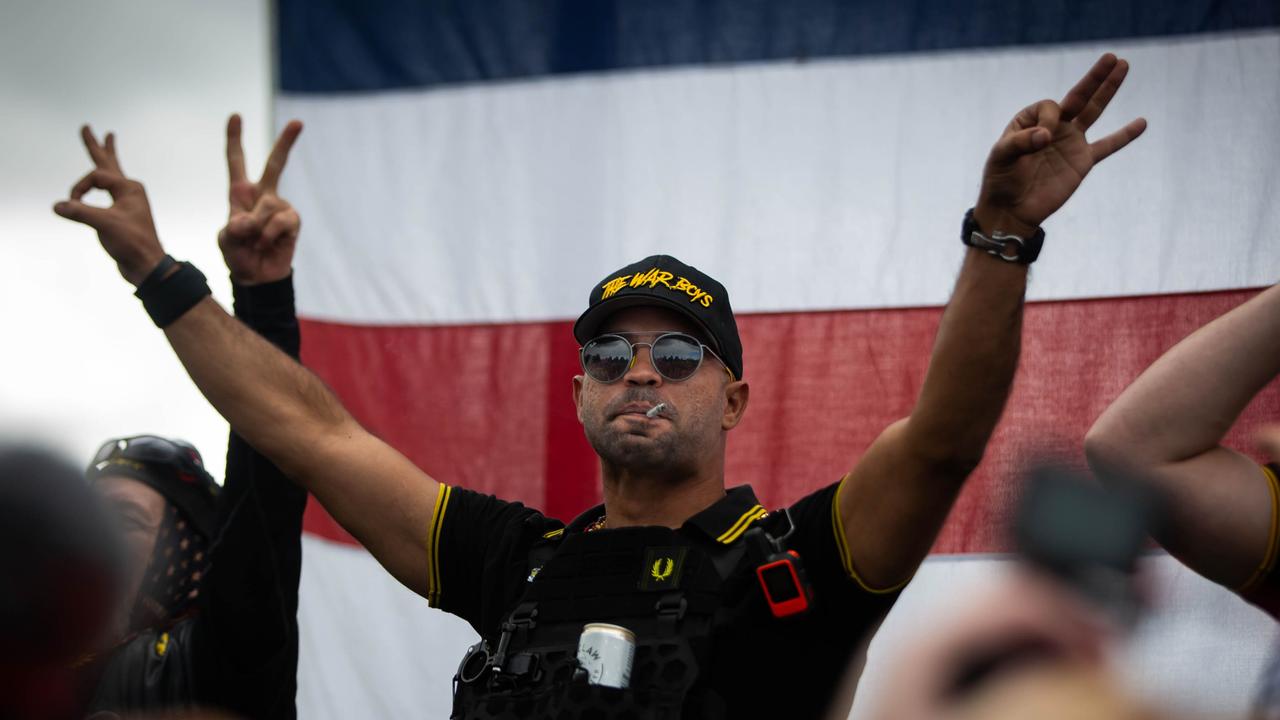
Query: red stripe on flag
301 288 1280 554
299 321 560 546
542 322 601 522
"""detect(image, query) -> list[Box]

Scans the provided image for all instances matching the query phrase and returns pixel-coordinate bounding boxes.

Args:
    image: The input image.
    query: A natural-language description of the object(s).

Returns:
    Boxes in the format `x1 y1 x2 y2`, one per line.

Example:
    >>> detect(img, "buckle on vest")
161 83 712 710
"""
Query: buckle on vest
655 593 687 622
492 602 539 673
456 641 492 685
509 602 538 627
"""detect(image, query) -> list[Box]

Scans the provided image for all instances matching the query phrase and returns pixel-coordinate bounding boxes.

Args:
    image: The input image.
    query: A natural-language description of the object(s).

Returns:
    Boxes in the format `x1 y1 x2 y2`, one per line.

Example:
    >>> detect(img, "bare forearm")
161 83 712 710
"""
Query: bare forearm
906 248 1027 472
1090 283 1280 465
163 296 349 479
163 297 436 593
840 53 1146 587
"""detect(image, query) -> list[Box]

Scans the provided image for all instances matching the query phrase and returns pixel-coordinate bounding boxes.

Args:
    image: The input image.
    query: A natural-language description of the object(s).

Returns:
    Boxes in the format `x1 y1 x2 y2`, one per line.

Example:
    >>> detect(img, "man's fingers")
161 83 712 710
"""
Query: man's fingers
226 113 248 184
990 101 1058 165
1072 59 1130 131
1010 102 1040 131
1059 53 1118 123
260 208 301 244
258 120 303 191
226 195 288 238
991 127 1052 165
227 212 264 239
102 132 124 173
1090 117 1147 164
53 199 114 229
80 125 114 170
70 168 130 201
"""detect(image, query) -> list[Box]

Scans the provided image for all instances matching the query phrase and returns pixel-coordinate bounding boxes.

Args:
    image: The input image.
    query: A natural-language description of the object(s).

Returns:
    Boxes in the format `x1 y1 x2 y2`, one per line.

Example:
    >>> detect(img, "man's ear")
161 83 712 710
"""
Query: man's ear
572 375 586 424
722 380 749 430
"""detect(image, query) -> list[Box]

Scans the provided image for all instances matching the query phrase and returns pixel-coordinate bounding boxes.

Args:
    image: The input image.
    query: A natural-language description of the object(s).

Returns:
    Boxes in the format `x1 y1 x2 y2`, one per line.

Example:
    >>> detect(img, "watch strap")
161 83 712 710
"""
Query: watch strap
961 208 1044 265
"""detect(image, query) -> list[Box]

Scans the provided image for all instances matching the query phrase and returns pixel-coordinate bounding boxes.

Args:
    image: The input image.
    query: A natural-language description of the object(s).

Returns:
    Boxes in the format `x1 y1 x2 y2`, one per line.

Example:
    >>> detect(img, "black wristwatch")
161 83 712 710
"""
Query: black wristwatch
961 208 1044 265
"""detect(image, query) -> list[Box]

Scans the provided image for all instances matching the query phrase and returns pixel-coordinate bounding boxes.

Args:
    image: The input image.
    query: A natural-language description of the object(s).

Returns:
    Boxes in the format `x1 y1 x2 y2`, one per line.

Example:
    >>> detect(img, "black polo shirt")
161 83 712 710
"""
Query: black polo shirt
427 480 903 717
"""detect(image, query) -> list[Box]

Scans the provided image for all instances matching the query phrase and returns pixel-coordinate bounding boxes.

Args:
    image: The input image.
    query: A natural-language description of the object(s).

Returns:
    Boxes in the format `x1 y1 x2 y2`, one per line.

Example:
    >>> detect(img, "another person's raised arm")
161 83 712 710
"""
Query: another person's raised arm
53 124 441 598
192 115 310 716
1086 283 1280 591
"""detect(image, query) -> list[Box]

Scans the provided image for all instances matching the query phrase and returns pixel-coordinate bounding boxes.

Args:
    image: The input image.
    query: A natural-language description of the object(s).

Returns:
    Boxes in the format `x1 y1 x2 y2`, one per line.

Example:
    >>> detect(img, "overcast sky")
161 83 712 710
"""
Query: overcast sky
1 0 274 479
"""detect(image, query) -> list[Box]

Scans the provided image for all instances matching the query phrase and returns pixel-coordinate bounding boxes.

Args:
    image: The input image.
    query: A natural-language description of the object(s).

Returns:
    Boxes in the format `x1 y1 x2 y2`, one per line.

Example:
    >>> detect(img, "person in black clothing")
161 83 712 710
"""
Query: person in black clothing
76 117 307 718
55 54 1146 717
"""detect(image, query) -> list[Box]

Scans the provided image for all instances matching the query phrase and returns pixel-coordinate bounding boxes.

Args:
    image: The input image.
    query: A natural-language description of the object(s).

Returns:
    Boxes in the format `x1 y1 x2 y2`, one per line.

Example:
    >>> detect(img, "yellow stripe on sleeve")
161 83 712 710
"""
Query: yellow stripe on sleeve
1239 465 1280 594
832 474 911 595
426 484 453 607
716 504 766 544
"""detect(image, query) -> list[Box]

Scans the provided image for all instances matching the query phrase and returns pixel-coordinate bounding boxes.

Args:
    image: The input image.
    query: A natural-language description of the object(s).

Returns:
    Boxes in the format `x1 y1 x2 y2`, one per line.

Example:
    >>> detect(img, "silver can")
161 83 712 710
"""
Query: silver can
576 622 635 689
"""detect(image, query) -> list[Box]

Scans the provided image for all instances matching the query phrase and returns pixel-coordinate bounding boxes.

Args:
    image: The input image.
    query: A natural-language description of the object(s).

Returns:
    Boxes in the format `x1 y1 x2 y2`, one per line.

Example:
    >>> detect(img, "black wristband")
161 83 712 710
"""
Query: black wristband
231 273 295 320
135 254 177 294
134 260 212 328
960 208 1045 265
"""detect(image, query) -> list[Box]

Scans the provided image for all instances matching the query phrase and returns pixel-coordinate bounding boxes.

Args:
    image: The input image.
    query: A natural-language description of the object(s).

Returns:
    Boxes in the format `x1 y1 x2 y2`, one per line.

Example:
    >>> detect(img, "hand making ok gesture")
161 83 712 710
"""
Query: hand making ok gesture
975 53 1148 237
53 127 166 285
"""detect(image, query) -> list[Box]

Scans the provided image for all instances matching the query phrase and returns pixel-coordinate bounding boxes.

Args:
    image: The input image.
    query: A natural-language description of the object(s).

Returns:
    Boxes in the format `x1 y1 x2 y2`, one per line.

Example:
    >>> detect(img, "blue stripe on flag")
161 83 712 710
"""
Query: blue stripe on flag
278 0 1279 93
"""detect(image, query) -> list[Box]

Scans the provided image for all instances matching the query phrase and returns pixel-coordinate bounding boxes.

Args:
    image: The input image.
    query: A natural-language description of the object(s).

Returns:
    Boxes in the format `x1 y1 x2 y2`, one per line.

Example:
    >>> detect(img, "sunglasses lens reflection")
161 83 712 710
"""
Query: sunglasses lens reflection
652 336 702 380
582 337 633 383
581 335 706 383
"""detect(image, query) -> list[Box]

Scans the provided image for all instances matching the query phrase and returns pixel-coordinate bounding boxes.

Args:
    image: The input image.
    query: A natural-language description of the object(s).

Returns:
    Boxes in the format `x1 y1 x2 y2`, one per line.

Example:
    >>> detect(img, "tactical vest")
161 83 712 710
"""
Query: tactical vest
451 515 795 719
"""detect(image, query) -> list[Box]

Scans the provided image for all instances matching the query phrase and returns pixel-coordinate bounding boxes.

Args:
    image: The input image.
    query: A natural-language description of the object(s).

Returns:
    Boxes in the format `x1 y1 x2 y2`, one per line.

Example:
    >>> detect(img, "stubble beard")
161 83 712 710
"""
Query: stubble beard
584 391 708 479
588 421 694 477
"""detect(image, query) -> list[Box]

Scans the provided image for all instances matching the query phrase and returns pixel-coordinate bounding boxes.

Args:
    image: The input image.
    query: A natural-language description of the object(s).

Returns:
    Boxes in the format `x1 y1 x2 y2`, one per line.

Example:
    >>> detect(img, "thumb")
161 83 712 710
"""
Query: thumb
53 199 114 229
227 213 260 239
989 126 1051 166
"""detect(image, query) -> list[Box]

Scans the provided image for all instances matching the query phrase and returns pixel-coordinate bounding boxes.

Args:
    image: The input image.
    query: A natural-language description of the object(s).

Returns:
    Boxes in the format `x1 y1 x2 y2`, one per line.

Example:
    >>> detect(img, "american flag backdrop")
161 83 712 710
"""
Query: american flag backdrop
273 2 1280 716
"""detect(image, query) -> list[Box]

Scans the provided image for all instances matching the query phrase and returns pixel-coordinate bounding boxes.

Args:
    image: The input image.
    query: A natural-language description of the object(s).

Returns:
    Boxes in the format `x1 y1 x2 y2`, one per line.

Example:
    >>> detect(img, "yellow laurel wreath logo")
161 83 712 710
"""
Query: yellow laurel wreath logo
651 558 674 582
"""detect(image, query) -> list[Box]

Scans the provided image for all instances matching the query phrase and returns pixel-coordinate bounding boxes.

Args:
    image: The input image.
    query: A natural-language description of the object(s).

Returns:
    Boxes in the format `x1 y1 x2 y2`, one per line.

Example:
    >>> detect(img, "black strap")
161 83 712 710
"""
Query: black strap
492 601 538 675
135 260 212 328
135 254 177 293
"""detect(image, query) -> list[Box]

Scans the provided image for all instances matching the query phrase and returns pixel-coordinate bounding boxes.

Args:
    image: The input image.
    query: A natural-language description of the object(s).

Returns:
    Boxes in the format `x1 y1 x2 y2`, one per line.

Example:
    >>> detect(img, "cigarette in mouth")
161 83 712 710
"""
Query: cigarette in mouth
646 403 667 418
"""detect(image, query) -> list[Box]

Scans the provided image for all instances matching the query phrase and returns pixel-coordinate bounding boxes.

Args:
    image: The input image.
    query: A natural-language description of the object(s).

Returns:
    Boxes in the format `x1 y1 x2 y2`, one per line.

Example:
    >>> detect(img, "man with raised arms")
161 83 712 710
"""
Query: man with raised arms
56 55 1145 717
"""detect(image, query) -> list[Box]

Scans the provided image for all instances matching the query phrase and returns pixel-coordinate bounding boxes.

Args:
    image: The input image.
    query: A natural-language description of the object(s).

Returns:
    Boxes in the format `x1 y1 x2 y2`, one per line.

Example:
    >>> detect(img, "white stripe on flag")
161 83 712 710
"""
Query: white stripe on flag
297 535 479 720
279 30 1280 325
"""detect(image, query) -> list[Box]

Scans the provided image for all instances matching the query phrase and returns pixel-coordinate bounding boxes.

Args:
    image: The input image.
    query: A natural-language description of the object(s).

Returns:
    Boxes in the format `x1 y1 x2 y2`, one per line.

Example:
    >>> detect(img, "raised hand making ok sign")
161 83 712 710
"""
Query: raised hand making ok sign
218 115 304 286
54 116 305 289
54 126 166 286
974 53 1148 238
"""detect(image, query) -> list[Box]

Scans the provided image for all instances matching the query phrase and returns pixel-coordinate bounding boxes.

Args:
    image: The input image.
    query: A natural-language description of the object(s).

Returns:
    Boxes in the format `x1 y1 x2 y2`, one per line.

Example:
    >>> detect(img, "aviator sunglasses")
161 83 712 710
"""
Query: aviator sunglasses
579 332 733 383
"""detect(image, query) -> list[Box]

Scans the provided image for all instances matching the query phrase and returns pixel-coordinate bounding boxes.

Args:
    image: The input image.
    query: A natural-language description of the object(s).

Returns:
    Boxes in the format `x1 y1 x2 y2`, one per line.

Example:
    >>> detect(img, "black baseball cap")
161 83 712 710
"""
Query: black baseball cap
574 255 744 380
